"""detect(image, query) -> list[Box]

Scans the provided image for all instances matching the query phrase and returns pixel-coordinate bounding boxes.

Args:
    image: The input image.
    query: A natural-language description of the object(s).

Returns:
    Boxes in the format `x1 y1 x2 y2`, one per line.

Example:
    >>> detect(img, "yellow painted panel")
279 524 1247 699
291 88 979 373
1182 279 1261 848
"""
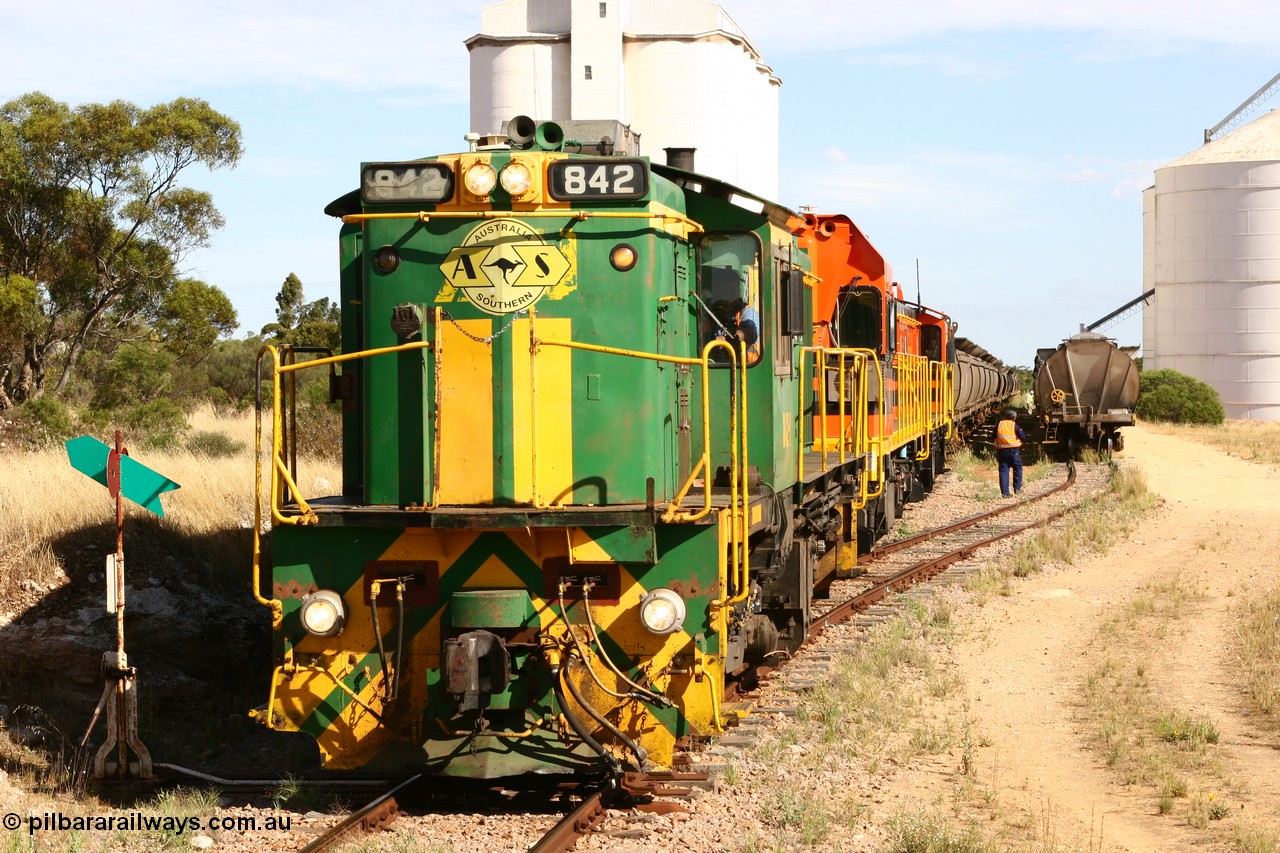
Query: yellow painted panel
567 528 612 563
512 317 574 505
438 320 494 504
551 562 725 767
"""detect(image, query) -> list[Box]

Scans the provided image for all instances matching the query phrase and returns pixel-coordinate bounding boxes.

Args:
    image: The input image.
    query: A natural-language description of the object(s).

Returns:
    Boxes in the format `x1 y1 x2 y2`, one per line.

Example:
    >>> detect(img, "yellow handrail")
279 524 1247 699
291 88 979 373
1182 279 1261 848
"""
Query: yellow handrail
533 334 749 603
341 208 705 234
254 324 752 617
797 346 884 510
252 336 440 625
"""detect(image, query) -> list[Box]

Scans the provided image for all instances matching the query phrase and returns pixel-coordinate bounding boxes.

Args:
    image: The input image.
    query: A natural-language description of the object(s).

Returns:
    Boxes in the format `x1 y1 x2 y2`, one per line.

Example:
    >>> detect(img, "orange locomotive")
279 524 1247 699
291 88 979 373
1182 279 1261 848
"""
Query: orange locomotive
796 213 1013 559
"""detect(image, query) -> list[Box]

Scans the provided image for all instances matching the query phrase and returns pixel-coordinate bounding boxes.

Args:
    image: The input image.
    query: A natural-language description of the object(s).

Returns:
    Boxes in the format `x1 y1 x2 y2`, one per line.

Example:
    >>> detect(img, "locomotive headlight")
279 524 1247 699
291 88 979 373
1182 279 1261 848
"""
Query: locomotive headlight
299 589 346 637
373 245 400 274
609 243 638 272
463 162 497 197
638 588 686 635
499 160 534 196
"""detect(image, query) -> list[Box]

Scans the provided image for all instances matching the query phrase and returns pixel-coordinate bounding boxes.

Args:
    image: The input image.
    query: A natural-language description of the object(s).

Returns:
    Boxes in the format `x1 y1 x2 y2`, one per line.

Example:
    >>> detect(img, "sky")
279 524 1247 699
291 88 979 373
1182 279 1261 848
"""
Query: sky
2 0 1278 367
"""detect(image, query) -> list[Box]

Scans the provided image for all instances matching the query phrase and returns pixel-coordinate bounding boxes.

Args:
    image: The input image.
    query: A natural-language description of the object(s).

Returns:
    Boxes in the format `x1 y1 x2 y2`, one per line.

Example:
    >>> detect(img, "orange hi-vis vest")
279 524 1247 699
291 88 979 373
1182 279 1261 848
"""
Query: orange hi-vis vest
995 419 1022 449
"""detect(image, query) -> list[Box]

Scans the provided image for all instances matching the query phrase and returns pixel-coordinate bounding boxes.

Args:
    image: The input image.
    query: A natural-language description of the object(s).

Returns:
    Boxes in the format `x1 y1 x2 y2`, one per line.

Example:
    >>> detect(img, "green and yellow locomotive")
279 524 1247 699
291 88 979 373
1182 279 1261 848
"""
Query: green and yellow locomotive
249 118 1008 778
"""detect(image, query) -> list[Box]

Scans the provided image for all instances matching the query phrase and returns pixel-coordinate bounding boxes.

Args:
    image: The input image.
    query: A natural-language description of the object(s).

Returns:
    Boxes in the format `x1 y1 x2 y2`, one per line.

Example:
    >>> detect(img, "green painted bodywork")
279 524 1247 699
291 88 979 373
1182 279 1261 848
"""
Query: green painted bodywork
271 518 724 776
269 149 816 776
450 589 536 629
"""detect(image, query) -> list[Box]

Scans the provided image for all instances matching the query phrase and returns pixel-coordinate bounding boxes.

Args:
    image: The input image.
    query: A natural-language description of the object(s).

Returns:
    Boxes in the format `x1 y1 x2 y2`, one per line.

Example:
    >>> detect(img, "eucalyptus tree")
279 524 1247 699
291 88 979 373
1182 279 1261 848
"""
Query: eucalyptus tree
0 92 242 404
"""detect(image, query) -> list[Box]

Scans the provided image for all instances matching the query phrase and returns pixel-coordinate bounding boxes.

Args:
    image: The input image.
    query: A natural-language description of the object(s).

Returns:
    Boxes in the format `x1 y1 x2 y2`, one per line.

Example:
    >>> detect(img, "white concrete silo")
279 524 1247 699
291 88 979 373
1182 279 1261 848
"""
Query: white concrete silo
467 0 782 199
1142 109 1280 420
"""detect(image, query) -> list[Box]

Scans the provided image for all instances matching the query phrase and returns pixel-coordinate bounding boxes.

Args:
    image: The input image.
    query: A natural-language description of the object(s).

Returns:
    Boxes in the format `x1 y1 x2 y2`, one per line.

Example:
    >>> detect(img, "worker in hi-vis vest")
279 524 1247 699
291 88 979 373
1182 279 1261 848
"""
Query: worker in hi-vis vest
994 409 1029 498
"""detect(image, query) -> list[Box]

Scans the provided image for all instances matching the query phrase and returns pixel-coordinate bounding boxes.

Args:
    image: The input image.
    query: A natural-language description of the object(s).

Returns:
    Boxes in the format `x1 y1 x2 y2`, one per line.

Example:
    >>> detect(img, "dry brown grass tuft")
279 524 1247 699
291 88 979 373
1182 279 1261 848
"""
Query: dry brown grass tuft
1142 420 1280 467
1238 583 1280 722
965 463 1157 598
1079 573 1248 833
0 408 340 612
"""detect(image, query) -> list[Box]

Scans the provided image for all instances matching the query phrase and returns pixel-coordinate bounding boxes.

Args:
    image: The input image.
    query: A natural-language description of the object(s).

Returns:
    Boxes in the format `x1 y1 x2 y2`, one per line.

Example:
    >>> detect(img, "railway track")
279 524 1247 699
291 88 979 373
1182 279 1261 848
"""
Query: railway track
514 464 1105 851
258 463 1106 853
809 461 1080 636
295 774 420 853
287 770 708 853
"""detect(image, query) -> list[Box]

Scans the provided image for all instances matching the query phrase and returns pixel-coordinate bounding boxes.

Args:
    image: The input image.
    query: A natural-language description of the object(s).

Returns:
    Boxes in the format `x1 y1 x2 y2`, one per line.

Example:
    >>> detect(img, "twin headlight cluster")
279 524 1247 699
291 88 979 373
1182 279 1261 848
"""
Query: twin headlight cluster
297 588 687 638
463 159 535 201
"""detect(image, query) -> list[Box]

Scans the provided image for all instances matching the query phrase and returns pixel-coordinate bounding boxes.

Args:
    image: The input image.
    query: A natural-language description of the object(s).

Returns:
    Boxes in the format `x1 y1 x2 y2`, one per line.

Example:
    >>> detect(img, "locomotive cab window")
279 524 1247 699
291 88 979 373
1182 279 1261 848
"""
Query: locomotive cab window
696 233 762 367
921 324 943 362
774 261 805 375
835 286 883 351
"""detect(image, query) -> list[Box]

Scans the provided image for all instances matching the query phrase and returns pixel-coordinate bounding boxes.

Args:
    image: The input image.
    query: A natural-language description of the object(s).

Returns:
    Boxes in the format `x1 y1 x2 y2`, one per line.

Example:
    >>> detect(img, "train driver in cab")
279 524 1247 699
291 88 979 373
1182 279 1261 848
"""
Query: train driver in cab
699 254 763 366
711 296 761 364
994 409 1029 498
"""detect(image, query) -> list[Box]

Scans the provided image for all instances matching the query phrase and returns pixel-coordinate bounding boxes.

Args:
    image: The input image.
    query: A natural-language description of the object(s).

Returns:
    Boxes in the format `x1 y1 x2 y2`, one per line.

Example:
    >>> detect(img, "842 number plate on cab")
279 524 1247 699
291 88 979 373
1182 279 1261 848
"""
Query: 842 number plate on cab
547 159 648 201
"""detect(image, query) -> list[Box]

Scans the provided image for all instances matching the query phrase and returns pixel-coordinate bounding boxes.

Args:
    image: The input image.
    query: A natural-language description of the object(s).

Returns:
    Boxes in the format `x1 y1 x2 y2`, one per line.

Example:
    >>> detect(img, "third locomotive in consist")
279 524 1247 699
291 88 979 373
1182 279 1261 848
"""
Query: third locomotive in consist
249 117 1014 778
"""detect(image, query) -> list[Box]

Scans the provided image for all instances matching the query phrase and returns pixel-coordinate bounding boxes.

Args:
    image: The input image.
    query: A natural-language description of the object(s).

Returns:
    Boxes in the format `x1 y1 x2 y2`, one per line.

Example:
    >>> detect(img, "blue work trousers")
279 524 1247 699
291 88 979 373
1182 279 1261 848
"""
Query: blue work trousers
997 448 1023 497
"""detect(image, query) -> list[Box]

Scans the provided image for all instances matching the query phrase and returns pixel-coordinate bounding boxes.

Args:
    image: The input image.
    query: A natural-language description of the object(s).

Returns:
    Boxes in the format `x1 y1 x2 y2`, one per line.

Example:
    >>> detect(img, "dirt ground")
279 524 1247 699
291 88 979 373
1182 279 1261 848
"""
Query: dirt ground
876 424 1280 851
5 424 1280 853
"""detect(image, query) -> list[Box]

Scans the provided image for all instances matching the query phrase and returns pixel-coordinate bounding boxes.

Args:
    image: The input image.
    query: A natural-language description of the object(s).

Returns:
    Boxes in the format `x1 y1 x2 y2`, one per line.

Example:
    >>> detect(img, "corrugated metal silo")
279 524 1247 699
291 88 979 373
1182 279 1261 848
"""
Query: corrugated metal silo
467 0 781 198
1142 110 1280 419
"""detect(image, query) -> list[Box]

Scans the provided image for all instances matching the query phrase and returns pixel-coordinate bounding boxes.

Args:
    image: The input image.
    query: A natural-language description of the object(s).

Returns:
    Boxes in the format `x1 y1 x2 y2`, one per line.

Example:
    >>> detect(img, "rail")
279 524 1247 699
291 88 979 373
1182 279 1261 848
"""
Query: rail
296 774 422 853
809 462 1078 636
252 335 442 627
795 347 953 516
890 352 952 457
341 207 705 239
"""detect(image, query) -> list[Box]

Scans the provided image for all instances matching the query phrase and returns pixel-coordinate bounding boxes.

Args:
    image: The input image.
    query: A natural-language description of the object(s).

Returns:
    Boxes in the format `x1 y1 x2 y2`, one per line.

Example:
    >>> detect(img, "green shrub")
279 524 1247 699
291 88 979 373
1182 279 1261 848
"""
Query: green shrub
89 343 177 410
205 386 251 416
201 336 264 411
1136 369 1225 425
14 397 76 446
83 399 190 450
186 430 246 458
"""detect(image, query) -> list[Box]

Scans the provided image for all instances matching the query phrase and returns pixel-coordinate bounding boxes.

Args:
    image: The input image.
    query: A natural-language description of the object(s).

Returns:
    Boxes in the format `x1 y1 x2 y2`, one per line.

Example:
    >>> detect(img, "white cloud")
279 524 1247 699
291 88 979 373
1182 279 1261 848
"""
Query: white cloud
727 0 1280 56
1057 155 1168 200
1111 159 1168 198
1059 155 1114 183
824 146 849 162
845 51 1012 82
0 0 480 102
784 148 1048 225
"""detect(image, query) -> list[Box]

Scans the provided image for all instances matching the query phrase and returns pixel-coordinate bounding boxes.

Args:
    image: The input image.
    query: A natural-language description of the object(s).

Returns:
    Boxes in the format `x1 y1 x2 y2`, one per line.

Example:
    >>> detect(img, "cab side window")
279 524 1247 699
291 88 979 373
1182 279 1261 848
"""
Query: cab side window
696 233 762 366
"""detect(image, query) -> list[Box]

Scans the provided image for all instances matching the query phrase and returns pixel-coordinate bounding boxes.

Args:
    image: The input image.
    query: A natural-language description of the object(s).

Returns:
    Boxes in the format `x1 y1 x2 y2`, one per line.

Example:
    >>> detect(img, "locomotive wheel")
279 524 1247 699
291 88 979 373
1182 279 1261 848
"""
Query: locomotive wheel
882 480 898 534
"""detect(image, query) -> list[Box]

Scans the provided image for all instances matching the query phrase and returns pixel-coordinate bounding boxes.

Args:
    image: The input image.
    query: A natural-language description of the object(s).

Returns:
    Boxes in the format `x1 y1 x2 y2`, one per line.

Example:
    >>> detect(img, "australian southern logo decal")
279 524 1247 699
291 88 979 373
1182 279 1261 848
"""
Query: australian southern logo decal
438 220 572 315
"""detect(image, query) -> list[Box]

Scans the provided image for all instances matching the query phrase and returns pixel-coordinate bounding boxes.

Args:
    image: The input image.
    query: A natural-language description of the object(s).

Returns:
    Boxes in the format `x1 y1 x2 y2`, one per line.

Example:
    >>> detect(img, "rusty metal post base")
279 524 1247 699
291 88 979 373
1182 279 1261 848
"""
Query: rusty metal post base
90 651 153 779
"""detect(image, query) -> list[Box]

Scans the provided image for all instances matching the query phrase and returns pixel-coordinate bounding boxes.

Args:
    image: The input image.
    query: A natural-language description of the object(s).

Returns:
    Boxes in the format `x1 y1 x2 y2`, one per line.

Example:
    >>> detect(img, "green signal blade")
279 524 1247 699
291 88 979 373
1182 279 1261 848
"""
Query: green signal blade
65 435 181 517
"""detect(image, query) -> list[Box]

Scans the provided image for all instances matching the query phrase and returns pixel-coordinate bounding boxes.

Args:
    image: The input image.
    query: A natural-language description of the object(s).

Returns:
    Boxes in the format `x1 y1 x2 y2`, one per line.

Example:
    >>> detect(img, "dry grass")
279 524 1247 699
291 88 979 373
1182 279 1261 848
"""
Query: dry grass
948 448 1052 503
966 464 1157 598
0 406 340 612
1076 572 1276 842
730 597 961 851
1238 583 1280 721
1141 420 1280 466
